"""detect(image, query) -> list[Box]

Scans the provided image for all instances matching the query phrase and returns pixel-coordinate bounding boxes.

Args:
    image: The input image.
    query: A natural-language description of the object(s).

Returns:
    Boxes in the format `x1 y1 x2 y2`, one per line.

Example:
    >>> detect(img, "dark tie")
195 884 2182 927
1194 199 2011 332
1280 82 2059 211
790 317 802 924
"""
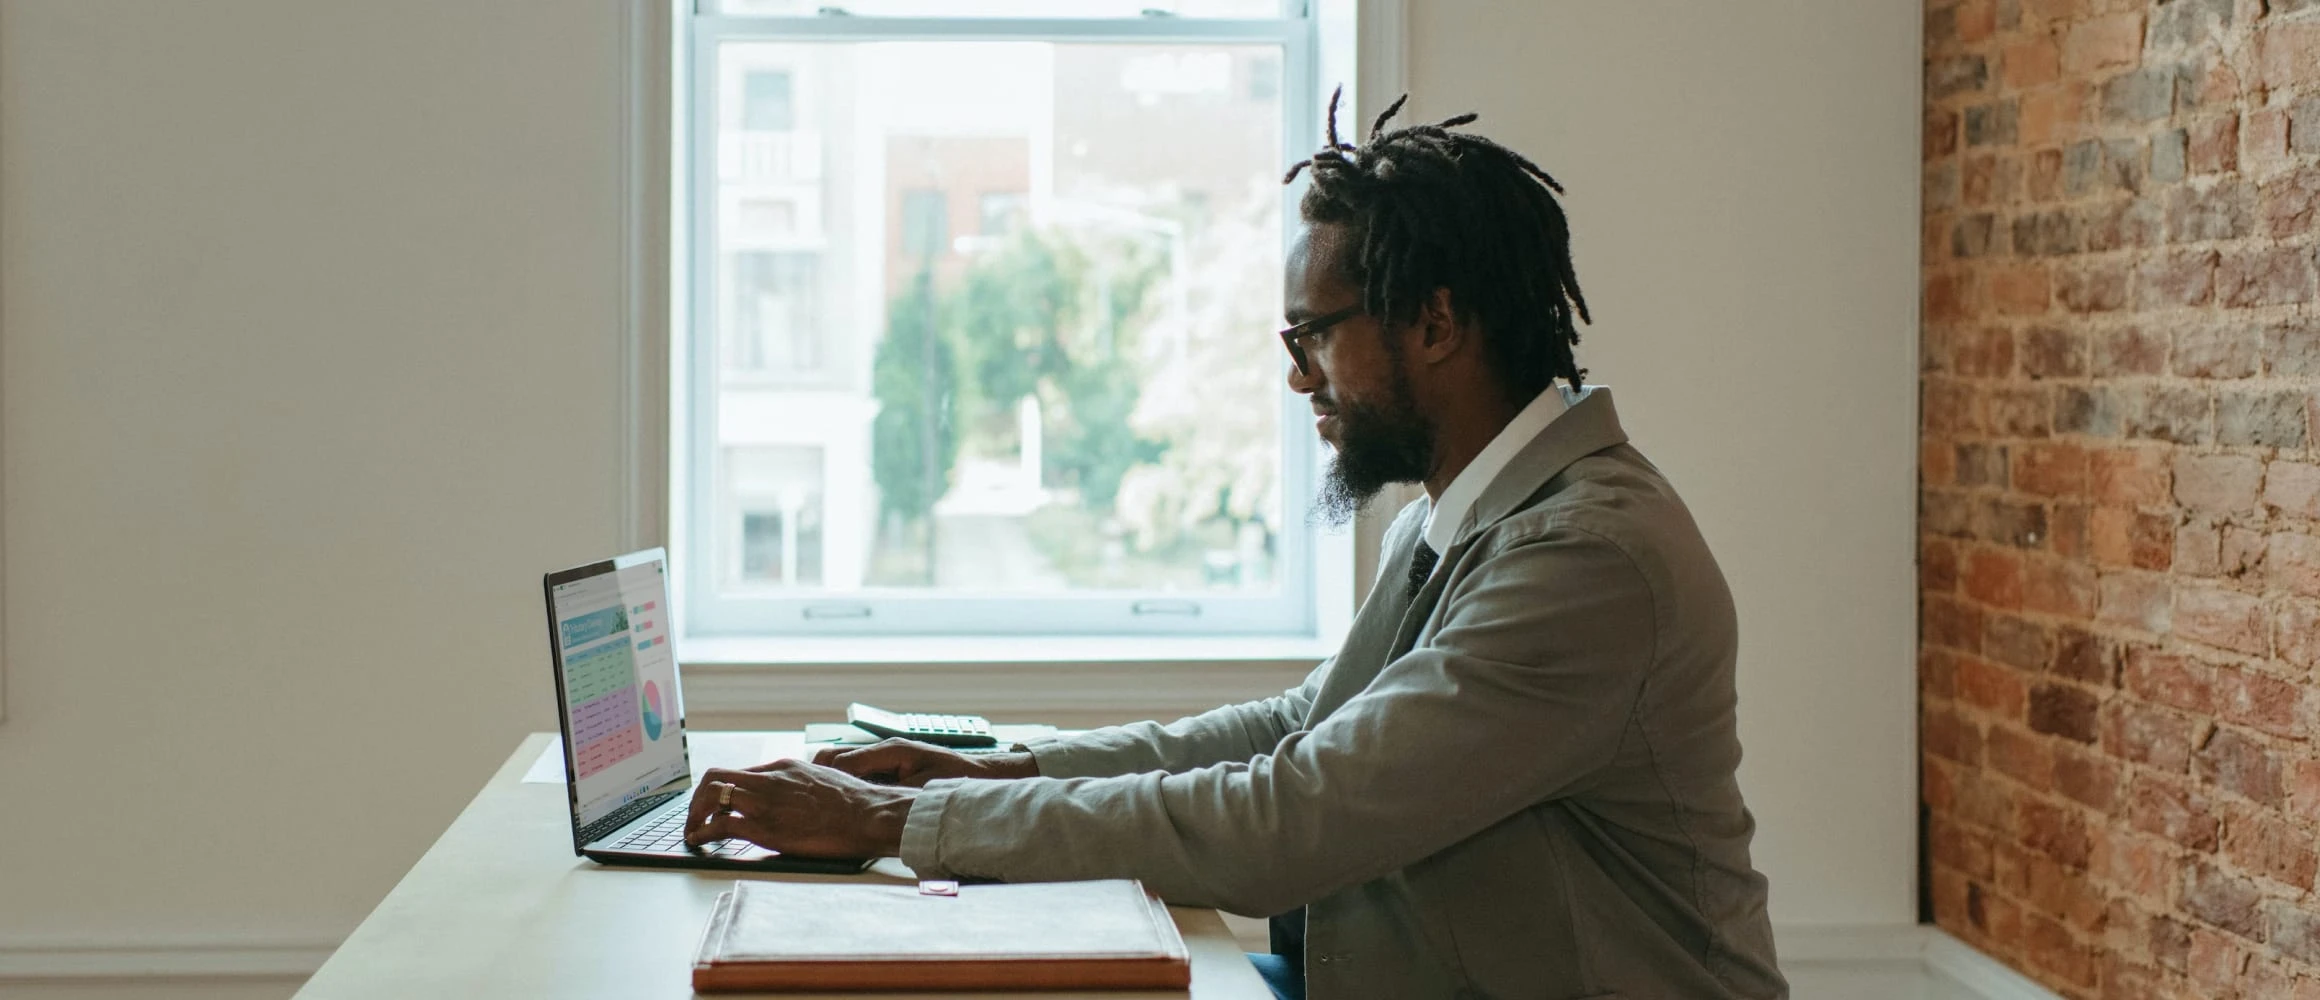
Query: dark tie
1406 540 1439 600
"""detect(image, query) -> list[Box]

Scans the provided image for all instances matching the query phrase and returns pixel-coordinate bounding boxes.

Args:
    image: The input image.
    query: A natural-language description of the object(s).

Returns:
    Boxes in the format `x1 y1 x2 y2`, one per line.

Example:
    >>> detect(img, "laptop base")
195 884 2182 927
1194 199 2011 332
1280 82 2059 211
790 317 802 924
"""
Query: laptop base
583 845 873 875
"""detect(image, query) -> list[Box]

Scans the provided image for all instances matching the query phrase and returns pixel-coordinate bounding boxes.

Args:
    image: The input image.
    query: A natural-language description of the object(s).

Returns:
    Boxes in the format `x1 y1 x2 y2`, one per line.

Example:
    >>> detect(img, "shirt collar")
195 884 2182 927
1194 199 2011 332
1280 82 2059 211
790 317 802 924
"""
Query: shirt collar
1421 384 1594 553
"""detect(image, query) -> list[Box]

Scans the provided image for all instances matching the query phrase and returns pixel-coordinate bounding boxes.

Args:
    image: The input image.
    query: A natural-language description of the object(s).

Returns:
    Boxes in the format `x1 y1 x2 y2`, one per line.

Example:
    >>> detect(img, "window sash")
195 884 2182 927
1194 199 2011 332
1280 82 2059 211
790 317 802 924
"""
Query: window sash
682 8 1336 638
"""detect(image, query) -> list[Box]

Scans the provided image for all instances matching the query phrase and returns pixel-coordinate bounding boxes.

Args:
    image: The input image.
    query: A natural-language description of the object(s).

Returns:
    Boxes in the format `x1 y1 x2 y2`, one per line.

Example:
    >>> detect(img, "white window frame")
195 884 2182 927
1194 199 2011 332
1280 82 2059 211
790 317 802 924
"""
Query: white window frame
676 2 1365 641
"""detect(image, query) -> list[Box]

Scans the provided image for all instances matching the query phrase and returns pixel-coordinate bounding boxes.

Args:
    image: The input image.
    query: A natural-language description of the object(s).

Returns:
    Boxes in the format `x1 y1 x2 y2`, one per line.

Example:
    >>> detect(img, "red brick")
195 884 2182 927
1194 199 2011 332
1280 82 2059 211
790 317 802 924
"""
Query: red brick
1954 0 1995 44
1923 536 1961 593
2024 911 2098 989
2017 796 2090 868
2268 532 2320 600
2019 326 2084 379
2013 443 2086 498
2091 325 2167 375
2256 19 2320 92
1961 656 2031 719
2175 520 2222 578
1965 548 2026 609
2186 926 2249 992
2290 758 2320 824
2222 525 2268 579
1991 723 2057 789
1932 816 1997 880
1984 613 2053 671
2172 323 2258 380
2265 461 2320 519
2089 507 2172 571
2089 447 2171 507
2278 600 2320 671
2046 503 2090 559
2029 683 2101 744
2173 453 2264 515
2092 827 2169 899
1925 272 1969 324
1984 386 2050 438
2215 666 2300 737
2064 12 2145 74
1924 379 1980 434
1926 647 1958 700
2056 262 2127 313
2173 587 2270 656
2023 557 2099 617
2125 646 2213 714
2196 726 2283 807
2184 862 2266 940
2109 699 2195 772
2052 744 2119 811
2218 246 2316 309
1926 705 1982 764
1925 756 1956 812
2135 249 2217 310
1953 325 2015 377
2259 165 2320 241
1991 264 2053 316
2025 147 2063 203
2188 114 2237 176
1926 594 1986 651
2130 773 2219 850
2004 37 2061 90
2248 108 2292 172
2100 572 2174 635
2049 627 2111 685
2221 805 2317 890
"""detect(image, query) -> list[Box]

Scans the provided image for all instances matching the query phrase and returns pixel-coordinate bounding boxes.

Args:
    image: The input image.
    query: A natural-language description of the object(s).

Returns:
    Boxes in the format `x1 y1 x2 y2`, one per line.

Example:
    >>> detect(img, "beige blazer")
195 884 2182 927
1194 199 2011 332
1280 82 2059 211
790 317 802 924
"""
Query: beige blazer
899 389 1787 999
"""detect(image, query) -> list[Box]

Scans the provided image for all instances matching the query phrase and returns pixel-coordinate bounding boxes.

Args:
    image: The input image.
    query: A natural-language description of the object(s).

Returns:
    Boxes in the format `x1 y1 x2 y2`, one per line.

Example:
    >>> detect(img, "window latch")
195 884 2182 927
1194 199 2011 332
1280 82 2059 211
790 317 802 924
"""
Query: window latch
1131 599 1201 617
802 603 873 620
817 5 853 15
1139 8 1178 17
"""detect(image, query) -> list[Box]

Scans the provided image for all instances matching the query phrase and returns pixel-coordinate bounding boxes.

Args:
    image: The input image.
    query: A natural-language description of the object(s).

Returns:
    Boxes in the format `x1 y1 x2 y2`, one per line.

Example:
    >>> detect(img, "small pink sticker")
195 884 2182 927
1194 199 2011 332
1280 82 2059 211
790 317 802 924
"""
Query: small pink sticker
918 880 959 896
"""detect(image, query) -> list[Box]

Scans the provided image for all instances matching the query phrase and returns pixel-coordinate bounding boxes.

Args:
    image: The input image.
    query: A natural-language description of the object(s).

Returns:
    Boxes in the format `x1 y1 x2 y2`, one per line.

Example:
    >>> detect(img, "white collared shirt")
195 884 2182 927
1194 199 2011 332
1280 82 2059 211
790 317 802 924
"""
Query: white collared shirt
1420 383 1598 555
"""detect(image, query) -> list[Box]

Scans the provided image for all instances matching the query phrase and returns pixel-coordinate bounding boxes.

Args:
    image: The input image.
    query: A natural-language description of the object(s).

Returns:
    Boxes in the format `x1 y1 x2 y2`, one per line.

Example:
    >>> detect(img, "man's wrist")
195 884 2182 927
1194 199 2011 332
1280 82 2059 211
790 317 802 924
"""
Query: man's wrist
982 750 1040 780
864 787 918 855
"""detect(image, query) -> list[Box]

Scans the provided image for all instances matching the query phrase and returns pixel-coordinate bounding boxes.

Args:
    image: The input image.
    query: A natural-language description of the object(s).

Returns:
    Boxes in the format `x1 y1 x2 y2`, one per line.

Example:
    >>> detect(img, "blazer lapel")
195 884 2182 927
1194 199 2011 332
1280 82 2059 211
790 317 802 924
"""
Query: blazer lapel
1438 388 1630 552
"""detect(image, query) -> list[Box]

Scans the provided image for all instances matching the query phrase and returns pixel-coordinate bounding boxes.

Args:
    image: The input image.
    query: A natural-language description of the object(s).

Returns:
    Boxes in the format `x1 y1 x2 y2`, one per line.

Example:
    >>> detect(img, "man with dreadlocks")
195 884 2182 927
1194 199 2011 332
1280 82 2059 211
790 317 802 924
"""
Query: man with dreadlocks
684 91 1786 1000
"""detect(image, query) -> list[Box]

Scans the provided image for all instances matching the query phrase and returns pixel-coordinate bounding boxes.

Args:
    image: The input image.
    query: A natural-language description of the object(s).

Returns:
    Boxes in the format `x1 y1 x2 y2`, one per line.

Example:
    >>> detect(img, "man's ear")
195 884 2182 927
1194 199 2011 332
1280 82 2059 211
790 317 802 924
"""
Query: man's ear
1416 287 1465 363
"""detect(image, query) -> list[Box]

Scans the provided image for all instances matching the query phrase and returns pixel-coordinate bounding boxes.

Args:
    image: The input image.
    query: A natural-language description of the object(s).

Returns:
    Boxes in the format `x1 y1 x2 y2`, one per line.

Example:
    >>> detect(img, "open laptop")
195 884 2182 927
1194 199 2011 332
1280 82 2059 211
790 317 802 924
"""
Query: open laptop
542 547 869 874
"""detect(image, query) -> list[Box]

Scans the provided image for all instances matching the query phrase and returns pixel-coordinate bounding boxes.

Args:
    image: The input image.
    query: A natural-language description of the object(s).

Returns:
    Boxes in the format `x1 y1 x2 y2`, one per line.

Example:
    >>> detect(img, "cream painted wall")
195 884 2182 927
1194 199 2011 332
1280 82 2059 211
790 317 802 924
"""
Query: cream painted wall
0 0 1919 993
1404 1 1923 927
0 0 630 962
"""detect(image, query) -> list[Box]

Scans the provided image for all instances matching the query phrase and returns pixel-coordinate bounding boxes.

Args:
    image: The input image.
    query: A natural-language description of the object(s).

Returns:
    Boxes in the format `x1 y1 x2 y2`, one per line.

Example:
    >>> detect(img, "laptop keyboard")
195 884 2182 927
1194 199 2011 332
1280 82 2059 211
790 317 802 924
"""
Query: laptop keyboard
609 804 753 858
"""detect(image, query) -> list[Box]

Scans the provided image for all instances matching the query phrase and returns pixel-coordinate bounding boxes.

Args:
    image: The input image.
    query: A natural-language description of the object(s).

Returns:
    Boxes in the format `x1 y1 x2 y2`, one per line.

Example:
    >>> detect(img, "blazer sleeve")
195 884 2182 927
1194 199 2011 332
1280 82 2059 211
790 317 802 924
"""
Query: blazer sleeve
1020 662 1328 779
896 522 1655 916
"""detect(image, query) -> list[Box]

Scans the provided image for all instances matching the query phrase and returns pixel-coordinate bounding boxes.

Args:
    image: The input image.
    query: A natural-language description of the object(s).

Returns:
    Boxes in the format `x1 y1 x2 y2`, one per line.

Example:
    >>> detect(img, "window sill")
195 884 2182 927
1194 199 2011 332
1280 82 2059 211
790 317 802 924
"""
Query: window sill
678 634 1332 725
683 633 1338 666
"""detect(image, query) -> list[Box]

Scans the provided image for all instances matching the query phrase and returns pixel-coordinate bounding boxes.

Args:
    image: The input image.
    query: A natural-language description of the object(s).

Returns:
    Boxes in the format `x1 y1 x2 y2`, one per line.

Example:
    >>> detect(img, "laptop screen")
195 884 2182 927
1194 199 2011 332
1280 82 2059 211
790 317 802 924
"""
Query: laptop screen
545 549 689 830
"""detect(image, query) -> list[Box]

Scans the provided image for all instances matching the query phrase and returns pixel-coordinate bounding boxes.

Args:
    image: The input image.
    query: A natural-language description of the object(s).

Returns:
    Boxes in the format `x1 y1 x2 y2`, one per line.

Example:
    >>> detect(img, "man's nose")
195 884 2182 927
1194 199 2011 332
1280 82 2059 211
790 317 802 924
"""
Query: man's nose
1285 359 1321 397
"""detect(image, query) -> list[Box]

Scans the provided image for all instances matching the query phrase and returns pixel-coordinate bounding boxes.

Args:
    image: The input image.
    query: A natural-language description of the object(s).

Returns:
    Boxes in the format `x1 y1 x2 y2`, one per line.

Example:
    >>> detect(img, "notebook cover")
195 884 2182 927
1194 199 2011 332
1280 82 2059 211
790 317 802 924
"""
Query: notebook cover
690 879 1191 992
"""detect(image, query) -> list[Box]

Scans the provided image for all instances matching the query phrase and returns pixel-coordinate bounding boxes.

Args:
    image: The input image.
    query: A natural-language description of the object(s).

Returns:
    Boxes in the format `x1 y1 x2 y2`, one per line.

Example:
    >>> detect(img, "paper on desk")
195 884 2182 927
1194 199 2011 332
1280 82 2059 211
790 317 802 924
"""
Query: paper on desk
793 723 1061 755
522 737 566 783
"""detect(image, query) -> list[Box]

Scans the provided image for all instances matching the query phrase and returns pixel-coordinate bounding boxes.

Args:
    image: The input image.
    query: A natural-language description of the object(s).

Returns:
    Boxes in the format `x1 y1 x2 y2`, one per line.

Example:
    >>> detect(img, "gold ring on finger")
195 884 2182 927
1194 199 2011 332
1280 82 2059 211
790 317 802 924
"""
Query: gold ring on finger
718 783 733 809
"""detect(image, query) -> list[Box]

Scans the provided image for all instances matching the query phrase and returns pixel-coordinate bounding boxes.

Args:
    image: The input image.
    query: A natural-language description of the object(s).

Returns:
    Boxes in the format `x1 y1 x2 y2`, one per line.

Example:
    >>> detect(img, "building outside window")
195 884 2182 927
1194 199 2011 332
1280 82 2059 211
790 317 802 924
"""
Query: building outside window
685 0 1348 637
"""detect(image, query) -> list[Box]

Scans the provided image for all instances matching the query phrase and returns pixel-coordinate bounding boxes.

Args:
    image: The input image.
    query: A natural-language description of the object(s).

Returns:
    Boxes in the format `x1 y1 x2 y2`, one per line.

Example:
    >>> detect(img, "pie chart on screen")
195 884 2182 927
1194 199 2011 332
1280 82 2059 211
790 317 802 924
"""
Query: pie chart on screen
641 681 664 741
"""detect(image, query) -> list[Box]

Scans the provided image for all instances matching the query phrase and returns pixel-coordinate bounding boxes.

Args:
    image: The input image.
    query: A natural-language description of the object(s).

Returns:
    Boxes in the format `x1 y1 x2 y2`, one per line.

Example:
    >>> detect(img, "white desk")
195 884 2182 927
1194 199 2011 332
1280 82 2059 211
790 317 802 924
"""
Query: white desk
295 732 1270 999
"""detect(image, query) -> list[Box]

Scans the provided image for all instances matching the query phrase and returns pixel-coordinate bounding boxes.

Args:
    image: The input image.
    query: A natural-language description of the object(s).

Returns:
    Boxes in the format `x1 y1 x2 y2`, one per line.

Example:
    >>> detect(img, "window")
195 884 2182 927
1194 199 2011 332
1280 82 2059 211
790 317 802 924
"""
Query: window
683 0 1348 637
741 71 795 131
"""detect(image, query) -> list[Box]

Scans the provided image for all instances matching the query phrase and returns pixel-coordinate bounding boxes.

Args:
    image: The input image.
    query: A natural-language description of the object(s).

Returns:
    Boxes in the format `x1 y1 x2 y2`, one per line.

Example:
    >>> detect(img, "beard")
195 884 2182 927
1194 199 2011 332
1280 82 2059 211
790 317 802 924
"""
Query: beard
1310 365 1434 528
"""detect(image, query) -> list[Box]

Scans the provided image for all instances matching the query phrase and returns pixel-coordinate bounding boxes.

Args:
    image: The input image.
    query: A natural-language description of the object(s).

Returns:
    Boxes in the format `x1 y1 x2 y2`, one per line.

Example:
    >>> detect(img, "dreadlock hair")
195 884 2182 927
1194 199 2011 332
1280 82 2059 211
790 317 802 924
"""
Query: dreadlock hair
1284 88 1591 402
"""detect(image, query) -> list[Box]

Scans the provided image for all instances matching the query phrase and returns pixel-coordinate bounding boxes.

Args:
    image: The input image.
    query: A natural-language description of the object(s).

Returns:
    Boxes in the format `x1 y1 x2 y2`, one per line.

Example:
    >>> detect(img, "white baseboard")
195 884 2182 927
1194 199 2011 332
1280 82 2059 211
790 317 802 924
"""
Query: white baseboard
0 924 2058 998
0 935 333 982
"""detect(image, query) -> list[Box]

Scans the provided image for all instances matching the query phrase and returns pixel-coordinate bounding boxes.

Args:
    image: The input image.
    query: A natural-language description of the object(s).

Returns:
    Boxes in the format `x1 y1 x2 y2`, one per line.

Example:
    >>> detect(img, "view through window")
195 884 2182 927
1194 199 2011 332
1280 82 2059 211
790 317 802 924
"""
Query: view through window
687 4 1328 635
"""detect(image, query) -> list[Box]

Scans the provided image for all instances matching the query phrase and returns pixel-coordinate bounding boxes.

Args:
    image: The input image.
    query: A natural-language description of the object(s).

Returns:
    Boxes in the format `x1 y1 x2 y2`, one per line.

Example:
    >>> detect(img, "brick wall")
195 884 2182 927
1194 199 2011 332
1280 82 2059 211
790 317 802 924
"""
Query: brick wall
1920 0 2320 996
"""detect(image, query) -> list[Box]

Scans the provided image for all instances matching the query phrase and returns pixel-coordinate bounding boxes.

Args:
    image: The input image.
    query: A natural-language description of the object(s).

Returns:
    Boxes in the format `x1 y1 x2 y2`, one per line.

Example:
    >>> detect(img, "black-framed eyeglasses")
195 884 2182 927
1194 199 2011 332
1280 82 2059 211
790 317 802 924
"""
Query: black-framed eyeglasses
1277 305 1363 377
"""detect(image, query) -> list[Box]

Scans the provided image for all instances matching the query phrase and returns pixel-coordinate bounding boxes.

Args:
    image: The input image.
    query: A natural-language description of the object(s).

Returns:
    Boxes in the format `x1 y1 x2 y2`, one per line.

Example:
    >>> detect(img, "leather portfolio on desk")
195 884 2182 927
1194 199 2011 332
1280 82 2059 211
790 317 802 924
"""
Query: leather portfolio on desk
691 878 1192 993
